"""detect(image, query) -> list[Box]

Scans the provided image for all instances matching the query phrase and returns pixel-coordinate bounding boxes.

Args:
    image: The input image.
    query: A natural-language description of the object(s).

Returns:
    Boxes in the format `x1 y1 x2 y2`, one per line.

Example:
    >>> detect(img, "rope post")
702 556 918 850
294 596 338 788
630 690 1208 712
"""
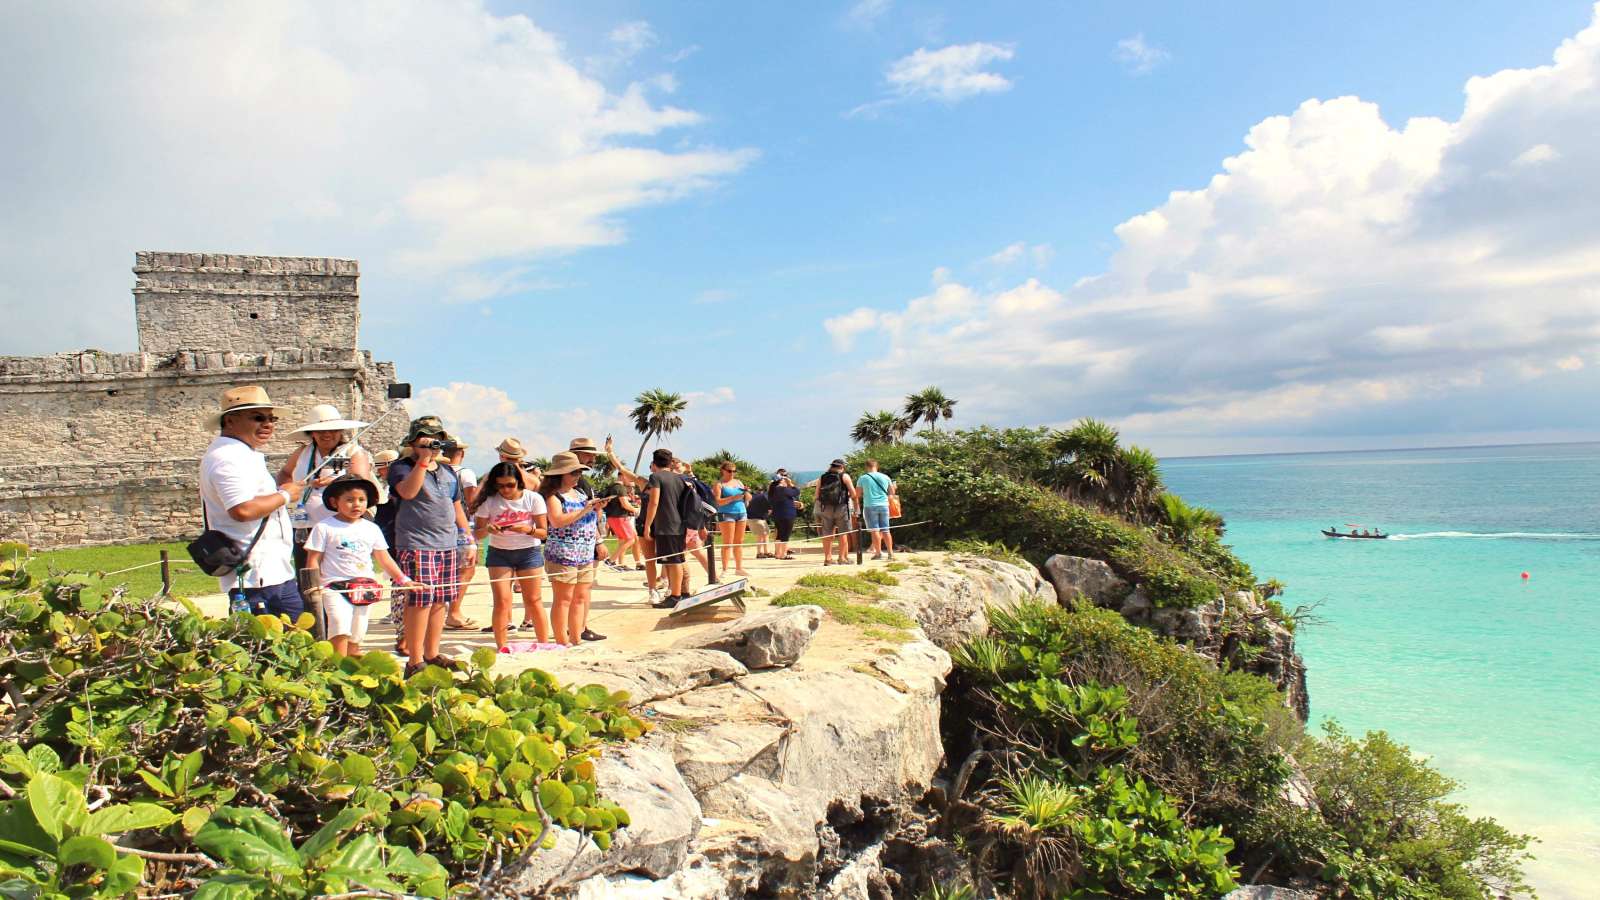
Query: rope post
159 550 171 596
706 528 718 584
855 507 864 565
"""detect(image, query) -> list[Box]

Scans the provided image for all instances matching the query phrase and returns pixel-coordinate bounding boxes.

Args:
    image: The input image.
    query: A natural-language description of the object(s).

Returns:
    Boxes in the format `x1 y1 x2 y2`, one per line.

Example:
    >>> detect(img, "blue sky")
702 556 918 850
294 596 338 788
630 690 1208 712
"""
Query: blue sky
5 1 1600 472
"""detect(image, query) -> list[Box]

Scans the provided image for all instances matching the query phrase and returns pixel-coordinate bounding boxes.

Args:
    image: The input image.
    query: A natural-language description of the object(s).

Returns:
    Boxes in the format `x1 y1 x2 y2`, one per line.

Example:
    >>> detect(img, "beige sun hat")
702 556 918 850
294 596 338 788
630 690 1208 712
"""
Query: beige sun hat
292 403 369 433
372 449 399 465
217 385 286 425
545 451 589 476
496 437 528 459
568 436 600 453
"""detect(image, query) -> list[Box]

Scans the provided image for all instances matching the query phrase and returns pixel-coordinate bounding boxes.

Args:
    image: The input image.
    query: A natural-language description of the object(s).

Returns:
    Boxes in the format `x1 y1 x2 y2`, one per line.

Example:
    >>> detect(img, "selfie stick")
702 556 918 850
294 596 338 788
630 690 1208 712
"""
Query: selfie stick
297 389 411 502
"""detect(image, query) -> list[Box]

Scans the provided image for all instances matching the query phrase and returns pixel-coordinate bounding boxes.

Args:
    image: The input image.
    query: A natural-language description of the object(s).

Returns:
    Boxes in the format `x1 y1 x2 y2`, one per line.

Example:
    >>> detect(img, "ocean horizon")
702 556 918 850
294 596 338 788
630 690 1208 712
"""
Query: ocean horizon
1163 441 1600 899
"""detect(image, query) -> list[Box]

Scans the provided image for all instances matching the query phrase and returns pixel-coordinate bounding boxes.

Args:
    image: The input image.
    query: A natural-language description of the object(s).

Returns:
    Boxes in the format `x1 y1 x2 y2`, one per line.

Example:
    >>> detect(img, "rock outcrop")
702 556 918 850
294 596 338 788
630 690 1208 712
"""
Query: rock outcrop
1043 554 1310 719
509 555 1045 898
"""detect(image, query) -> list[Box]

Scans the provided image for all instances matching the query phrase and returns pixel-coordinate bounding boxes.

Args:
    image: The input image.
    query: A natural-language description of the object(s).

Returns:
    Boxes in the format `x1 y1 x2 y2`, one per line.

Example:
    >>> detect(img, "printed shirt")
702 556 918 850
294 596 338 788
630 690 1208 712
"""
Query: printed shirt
545 491 599 567
473 490 547 550
198 435 295 591
304 516 387 584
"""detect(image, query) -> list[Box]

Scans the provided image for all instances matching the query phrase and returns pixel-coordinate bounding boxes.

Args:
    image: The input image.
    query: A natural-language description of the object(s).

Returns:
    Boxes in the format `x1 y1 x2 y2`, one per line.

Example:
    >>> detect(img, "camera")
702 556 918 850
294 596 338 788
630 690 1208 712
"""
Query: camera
432 439 460 455
327 456 349 473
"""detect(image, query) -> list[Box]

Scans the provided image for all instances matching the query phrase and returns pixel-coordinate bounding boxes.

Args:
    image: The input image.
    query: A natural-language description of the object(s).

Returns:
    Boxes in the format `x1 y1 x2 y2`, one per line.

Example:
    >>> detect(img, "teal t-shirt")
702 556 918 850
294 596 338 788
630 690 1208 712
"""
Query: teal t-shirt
858 471 892 508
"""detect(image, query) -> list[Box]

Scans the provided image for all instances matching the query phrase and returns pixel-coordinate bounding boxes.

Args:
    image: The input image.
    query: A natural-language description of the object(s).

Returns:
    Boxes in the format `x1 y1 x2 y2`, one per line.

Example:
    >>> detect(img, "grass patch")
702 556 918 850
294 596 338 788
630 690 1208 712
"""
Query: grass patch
857 569 899 586
945 538 1031 569
20 541 216 599
773 586 915 629
885 561 909 572
796 572 883 595
860 626 912 644
909 557 932 567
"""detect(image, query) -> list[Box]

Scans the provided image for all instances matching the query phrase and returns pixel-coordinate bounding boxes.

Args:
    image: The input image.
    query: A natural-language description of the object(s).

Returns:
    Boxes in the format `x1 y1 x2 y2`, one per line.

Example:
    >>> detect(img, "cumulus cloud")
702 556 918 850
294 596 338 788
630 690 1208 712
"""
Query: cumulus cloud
1114 33 1170 75
826 6 1600 449
0 1 752 353
851 42 1015 116
982 241 1054 269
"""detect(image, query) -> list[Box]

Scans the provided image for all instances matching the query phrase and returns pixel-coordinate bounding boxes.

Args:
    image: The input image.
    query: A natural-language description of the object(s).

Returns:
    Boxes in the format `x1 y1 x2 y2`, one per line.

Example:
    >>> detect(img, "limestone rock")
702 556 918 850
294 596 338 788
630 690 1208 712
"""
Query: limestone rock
881 555 1054 649
531 648 748 705
670 605 822 669
1225 886 1319 900
508 739 700 894
1042 554 1130 608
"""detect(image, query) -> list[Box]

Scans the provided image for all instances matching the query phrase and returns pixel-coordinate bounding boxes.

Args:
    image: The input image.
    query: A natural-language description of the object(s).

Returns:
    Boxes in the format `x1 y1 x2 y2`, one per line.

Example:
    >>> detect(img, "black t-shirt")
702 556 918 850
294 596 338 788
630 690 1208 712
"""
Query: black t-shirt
602 484 632 519
747 491 772 520
769 485 801 520
646 470 688 536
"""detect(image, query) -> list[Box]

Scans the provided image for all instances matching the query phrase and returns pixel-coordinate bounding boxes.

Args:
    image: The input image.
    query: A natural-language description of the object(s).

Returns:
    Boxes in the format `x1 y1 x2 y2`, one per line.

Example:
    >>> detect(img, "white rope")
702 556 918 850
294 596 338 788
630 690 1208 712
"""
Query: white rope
99 559 172 577
314 518 932 597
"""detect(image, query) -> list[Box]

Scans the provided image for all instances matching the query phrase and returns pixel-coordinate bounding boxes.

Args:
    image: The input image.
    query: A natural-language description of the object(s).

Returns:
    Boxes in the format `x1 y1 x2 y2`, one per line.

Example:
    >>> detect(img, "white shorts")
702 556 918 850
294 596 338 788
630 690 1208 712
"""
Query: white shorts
323 588 371 644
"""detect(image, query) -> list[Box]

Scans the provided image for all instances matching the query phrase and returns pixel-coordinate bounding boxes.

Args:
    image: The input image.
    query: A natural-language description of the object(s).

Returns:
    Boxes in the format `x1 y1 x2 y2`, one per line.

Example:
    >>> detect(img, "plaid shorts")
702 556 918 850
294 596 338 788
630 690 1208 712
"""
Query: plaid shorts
397 549 459 609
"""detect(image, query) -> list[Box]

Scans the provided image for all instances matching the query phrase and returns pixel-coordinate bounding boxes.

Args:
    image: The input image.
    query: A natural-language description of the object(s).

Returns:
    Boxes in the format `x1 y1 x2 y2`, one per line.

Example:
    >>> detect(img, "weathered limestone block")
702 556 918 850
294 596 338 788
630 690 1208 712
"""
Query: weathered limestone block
670 605 822 669
1043 553 1131 607
1226 886 1319 900
530 648 748 705
880 554 1054 649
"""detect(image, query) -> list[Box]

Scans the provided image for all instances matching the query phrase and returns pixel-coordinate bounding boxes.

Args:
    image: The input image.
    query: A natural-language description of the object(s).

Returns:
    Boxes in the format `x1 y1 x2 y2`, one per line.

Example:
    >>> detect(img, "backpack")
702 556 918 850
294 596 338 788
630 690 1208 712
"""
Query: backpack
818 471 850 507
677 476 718 531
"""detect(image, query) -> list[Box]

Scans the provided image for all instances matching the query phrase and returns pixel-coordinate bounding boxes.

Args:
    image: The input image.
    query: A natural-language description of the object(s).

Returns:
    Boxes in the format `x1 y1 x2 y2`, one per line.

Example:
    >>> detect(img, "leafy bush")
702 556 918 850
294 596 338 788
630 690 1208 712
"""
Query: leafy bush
943 538 1031 570
0 568 646 896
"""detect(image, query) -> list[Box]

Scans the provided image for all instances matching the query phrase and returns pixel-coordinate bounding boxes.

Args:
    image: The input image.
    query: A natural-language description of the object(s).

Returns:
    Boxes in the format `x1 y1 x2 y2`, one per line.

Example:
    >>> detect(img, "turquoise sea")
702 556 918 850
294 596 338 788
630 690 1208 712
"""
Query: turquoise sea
1162 443 1600 899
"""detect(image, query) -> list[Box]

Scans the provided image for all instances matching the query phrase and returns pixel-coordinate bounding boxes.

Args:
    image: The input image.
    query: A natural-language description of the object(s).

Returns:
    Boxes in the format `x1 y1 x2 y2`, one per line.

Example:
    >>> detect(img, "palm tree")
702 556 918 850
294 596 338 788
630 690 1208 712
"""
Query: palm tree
630 389 688 470
1159 493 1225 542
1048 418 1121 499
1116 445 1166 520
903 386 957 433
851 410 908 446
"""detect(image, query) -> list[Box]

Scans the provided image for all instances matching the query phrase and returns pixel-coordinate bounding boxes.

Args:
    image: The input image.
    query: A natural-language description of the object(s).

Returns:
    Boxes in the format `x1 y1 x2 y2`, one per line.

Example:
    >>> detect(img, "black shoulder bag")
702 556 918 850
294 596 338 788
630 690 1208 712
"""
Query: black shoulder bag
187 499 271 577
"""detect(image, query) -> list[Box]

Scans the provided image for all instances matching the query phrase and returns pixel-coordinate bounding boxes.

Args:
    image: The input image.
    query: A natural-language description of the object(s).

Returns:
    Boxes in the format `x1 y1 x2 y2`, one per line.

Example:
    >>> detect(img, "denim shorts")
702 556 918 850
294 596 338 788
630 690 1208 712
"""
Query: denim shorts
864 506 891 532
718 511 747 522
486 545 544 570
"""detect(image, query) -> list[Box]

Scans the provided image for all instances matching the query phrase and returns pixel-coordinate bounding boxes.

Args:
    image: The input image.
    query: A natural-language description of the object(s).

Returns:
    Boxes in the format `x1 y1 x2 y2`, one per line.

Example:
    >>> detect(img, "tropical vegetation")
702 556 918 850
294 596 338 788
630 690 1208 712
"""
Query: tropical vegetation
934 599 1533 899
851 410 911 446
0 551 644 897
903 386 958 433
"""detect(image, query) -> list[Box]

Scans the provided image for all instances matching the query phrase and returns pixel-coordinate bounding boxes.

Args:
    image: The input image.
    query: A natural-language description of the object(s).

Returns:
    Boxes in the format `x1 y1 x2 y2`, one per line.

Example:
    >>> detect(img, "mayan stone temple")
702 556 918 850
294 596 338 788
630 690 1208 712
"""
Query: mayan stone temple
0 252 407 548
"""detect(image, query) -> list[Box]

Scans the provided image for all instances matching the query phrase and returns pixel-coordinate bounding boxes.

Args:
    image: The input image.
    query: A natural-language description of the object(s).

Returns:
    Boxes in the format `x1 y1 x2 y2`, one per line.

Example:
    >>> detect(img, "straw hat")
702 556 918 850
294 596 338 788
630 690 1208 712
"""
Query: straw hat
292 403 369 433
322 474 380 511
496 437 527 459
545 451 589 476
217 385 285 425
568 436 600 453
372 450 399 465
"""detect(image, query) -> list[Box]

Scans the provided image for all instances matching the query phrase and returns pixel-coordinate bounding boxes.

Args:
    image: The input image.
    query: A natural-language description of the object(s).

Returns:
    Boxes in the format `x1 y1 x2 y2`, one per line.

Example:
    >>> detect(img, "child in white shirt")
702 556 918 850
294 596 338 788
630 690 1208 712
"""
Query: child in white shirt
305 475 413 655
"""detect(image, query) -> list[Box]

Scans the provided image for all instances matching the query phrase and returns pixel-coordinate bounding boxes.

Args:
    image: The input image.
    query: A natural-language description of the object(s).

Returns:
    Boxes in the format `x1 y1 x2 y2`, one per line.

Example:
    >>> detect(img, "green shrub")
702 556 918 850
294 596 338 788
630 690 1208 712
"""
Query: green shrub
857 569 900 586
0 571 646 895
944 538 1032 570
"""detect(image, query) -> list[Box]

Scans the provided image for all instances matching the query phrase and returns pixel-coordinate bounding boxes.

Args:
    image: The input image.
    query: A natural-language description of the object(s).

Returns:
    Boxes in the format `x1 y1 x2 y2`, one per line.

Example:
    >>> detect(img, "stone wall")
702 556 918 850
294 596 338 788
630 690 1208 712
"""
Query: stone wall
0 253 406 550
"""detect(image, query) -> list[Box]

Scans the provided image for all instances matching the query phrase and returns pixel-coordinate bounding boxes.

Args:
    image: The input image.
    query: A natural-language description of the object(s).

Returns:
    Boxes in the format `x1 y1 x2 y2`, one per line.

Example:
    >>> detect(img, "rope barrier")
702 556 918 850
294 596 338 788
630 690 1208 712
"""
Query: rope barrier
98 559 172 577
313 517 933 598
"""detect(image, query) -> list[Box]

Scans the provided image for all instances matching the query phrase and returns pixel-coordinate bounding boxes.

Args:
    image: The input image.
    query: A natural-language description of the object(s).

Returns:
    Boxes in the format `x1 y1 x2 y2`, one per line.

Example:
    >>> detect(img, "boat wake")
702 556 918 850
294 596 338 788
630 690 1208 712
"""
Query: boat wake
1388 531 1600 542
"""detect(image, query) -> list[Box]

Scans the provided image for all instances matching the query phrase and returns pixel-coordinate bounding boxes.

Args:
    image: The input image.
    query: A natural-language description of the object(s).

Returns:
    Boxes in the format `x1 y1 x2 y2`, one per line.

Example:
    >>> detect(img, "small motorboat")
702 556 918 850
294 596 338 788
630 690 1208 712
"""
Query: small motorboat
1323 525 1388 540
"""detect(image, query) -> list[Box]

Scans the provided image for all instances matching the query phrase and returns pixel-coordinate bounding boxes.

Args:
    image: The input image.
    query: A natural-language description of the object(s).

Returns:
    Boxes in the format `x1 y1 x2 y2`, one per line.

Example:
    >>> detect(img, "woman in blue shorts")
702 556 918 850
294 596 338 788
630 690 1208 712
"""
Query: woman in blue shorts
714 462 753 576
470 462 549 648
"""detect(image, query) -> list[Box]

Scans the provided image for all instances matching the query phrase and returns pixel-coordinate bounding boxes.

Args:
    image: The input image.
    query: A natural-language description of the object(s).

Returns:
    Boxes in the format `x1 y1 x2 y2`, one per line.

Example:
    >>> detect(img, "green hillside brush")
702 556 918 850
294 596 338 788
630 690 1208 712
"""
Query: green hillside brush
0 568 646 897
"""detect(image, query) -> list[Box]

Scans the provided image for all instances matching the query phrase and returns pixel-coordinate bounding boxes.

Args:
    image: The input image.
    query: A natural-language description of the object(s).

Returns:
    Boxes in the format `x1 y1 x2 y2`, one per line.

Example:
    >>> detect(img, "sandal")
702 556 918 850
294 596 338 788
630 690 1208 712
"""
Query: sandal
426 655 463 671
444 618 478 630
404 660 425 678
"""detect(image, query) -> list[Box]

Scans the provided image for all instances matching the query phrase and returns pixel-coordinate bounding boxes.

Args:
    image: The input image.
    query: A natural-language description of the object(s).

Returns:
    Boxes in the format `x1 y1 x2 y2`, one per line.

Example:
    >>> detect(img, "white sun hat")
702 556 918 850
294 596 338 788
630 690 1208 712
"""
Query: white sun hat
291 403 369 433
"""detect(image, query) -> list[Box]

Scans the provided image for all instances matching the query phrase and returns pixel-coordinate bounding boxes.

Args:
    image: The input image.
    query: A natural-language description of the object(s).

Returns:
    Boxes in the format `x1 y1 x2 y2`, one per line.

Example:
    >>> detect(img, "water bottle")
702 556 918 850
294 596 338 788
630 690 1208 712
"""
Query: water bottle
229 585 250 615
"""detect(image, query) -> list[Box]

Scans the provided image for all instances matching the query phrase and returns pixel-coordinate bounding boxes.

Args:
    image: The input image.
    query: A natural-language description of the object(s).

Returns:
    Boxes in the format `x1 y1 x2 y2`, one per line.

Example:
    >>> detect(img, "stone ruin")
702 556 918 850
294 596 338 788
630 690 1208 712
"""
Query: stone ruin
0 252 408 549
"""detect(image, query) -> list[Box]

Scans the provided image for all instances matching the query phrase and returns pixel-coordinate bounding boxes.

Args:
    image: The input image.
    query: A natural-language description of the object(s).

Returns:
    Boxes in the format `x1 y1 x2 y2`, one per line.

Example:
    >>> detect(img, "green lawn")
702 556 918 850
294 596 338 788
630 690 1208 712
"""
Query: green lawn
22 542 217 599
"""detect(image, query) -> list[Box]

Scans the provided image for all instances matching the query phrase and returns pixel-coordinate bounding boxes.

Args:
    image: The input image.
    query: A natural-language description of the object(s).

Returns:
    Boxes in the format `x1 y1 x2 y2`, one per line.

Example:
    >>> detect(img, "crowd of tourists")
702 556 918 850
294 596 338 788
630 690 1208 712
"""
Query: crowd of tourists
197 385 899 676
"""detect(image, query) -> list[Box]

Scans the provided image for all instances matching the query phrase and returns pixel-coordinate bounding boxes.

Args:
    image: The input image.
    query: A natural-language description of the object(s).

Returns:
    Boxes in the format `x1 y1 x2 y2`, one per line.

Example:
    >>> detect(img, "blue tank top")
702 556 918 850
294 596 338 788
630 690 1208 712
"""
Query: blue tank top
719 483 747 516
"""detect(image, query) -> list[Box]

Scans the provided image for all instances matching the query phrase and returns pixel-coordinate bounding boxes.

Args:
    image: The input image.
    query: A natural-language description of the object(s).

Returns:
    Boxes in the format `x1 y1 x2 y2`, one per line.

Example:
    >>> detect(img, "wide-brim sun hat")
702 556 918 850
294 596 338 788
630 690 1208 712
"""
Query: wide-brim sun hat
217 385 286 426
372 450 400 465
496 437 527 458
322 474 380 511
292 403 369 433
568 436 600 453
545 451 589 476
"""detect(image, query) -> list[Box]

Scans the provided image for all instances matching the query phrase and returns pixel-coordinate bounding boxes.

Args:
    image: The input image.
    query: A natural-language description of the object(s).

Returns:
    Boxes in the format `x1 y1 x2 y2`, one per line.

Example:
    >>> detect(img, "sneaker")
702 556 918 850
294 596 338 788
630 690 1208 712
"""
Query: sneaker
426 655 463 671
651 594 680 610
647 588 664 606
871 553 883 561
404 660 425 678
580 629 607 641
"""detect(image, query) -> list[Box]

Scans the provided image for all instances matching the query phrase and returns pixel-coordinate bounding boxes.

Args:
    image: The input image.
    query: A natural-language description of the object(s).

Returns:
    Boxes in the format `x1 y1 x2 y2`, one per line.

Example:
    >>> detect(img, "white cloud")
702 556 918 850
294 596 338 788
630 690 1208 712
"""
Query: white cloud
851 41 1015 115
0 1 753 352
694 288 735 305
825 6 1600 448
982 241 1054 269
843 0 892 30
609 21 657 57
1114 33 1171 75
685 386 737 406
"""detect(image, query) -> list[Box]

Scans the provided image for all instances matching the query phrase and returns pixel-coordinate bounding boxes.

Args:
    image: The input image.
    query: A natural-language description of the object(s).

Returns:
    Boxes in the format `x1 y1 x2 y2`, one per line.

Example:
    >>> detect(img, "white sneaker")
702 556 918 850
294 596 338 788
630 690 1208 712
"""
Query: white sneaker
647 588 663 605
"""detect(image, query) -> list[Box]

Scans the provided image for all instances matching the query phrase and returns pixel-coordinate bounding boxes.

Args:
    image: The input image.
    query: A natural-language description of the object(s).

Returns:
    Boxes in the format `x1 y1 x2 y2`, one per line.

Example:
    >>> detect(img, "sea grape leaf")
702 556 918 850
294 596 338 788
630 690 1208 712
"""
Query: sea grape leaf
192 873 268 900
83 802 178 836
193 806 298 873
538 780 574 820
57 835 116 870
297 807 365 864
28 773 86 841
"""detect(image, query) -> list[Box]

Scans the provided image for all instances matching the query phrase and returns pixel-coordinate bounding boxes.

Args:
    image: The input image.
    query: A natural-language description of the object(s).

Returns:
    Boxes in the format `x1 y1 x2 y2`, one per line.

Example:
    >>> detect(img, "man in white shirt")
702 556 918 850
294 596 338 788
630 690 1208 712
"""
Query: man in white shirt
198 386 308 616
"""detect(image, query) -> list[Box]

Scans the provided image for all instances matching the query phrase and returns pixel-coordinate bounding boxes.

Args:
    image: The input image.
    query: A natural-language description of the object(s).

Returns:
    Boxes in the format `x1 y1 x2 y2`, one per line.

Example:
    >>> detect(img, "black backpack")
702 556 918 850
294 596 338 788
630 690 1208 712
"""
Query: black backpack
818 471 850 507
677 476 718 531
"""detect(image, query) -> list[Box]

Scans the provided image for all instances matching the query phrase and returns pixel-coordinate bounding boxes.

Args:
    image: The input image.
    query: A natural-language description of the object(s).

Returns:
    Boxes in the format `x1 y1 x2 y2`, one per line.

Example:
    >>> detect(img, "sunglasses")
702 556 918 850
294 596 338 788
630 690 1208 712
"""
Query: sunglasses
495 481 518 490
249 414 279 423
